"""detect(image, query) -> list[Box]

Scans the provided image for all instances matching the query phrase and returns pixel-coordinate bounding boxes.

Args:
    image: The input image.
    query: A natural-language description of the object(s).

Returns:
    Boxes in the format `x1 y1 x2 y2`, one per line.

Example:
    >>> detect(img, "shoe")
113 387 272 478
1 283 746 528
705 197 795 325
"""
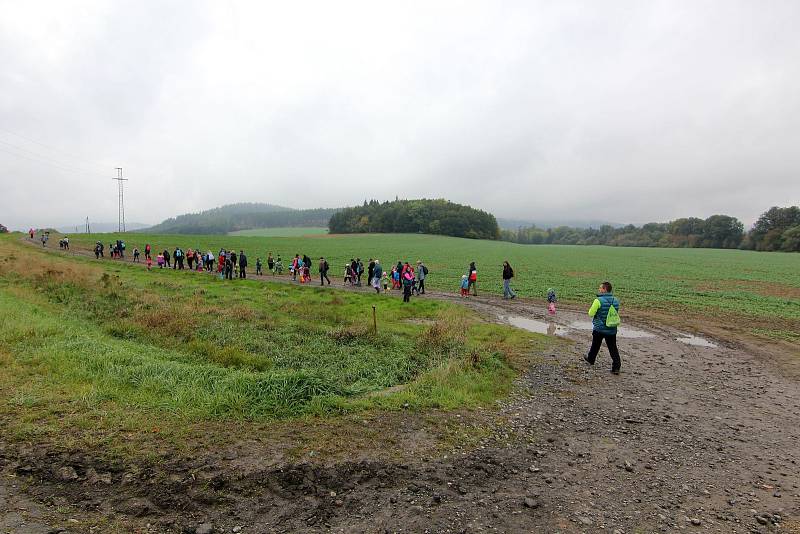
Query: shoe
583 355 594 365
611 368 621 375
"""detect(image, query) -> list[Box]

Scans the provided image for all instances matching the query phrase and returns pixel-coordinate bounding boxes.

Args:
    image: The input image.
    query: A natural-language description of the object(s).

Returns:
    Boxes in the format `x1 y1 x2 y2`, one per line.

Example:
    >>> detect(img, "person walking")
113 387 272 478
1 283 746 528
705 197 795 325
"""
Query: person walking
584 281 622 374
372 260 383 294
402 264 414 303
174 248 183 269
133 247 140 263
291 254 300 281
467 262 478 296
163 249 170 268
267 252 274 274
502 261 517 299
319 257 331 285
239 250 248 278
144 243 151 260
367 259 375 288
224 254 234 280
356 258 364 286
416 260 428 295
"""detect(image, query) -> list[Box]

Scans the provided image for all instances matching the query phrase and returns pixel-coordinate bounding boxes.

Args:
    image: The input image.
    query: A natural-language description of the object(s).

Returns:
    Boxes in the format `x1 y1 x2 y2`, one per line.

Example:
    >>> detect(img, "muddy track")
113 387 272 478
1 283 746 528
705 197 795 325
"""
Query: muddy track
2 238 799 533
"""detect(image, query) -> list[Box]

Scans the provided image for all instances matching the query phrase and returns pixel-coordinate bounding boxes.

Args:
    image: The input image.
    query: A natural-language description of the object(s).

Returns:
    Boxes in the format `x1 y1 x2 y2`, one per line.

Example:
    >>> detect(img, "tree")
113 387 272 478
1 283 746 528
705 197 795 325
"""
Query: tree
702 215 744 249
749 206 800 251
780 226 800 252
0 223 7 233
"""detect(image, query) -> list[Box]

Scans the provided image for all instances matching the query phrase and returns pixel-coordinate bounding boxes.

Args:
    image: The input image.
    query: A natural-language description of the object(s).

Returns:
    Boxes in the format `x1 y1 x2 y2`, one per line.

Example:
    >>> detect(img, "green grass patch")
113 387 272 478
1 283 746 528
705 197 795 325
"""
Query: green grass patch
0 236 537 428
71 231 800 325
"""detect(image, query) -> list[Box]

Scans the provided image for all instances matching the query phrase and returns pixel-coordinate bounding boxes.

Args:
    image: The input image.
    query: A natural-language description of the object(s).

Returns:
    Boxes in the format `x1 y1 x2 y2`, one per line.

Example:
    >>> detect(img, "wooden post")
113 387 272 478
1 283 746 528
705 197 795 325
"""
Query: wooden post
372 305 377 334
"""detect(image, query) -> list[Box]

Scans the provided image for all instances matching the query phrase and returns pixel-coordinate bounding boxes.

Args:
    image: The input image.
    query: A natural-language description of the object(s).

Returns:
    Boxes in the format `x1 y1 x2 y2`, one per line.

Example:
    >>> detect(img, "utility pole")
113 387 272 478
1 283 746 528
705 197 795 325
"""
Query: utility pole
85 217 90 234
112 167 128 232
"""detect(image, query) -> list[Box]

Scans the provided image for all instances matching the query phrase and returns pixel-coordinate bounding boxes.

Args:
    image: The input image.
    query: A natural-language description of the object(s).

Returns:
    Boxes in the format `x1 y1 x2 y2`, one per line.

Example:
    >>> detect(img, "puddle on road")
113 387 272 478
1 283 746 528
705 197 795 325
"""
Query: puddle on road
567 321 655 338
503 316 654 338
504 316 569 336
503 316 714 347
676 334 717 348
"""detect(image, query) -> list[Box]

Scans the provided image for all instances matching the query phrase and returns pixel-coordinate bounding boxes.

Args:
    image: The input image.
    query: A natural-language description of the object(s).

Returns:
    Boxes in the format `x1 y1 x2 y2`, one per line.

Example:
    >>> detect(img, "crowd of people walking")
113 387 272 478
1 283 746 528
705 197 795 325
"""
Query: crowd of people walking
26 230 623 374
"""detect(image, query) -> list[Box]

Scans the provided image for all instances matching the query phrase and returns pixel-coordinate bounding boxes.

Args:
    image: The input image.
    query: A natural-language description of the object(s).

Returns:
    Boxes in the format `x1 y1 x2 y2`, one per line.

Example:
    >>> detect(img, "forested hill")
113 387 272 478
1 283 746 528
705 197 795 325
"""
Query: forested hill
143 203 340 235
328 199 501 240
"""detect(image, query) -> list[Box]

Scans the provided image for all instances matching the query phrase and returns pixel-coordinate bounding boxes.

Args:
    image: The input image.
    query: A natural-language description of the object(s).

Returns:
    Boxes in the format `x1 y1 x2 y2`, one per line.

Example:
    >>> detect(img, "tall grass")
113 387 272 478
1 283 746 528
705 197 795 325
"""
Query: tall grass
0 236 535 421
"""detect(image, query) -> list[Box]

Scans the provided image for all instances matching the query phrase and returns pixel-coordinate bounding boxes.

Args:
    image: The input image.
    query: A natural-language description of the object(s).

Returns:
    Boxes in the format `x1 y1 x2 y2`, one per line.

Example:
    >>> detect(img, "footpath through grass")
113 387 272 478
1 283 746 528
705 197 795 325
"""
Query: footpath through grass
72 231 800 341
0 235 539 452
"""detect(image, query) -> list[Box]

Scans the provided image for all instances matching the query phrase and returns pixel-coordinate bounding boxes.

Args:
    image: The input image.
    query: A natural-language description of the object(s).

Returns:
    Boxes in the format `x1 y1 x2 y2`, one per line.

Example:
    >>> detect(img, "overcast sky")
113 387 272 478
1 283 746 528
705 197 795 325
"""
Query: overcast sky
1 1 799 231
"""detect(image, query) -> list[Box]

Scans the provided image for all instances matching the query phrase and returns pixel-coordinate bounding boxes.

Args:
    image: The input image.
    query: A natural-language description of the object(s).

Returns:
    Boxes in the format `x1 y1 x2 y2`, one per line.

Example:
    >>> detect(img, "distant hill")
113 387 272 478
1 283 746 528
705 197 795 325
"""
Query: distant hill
143 203 340 235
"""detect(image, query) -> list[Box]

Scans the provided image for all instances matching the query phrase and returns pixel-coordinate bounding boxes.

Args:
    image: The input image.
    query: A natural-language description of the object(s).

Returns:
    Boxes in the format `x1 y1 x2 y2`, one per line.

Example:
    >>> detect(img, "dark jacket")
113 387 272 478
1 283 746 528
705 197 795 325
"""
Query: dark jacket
589 293 620 335
239 254 247 268
502 265 514 280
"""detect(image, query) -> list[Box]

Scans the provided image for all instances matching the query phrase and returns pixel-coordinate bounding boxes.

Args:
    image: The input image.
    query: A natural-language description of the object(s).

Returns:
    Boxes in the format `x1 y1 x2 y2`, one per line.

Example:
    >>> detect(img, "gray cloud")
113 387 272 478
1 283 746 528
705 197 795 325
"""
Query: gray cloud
1 0 799 230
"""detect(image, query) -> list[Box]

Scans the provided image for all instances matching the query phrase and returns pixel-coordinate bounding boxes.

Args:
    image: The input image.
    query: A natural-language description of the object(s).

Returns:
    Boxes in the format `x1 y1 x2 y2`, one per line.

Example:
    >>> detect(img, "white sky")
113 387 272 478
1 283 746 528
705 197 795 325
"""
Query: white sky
1 0 799 230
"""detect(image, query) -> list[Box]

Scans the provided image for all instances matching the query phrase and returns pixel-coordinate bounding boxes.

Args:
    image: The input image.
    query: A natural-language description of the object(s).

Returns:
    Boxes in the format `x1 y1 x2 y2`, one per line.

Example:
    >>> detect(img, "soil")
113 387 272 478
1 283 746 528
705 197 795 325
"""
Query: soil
1 239 799 533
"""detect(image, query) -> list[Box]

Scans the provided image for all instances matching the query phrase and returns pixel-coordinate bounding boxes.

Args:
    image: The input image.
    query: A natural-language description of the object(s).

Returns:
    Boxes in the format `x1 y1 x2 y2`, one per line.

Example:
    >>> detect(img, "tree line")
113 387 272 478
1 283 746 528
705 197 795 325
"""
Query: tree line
328 199 501 240
499 206 800 252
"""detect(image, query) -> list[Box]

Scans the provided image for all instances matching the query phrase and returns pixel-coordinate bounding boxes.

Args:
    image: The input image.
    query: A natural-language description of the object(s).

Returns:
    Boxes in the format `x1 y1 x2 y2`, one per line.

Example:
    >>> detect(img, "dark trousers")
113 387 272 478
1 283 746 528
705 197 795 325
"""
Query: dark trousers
239 267 246 278
320 272 330 285
225 266 233 280
418 279 425 294
468 279 477 296
587 331 621 371
403 284 412 302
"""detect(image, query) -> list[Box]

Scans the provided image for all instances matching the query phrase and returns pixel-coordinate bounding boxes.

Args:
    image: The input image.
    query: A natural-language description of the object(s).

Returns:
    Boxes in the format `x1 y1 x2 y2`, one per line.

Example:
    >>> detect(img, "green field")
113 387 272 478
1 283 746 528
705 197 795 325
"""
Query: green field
228 226 328 237
75 232 800 334
0 235 536 438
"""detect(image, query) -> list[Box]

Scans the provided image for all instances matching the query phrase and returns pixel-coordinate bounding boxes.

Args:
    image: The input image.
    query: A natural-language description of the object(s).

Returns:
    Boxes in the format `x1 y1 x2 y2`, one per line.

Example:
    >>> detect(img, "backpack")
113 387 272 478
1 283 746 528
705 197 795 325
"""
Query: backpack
324 261 329 272
422 265 429 276
605 300 621 327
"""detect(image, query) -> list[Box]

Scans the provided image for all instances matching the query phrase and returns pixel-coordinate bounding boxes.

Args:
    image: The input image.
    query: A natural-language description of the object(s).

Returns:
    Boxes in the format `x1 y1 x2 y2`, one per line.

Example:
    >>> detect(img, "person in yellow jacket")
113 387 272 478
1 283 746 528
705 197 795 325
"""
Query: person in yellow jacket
584 281 622 374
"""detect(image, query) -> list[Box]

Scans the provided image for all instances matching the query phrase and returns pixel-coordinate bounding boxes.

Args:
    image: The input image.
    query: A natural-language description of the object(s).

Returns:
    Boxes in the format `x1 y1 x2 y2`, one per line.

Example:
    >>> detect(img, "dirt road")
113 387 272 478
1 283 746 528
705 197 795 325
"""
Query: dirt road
2 240 798 533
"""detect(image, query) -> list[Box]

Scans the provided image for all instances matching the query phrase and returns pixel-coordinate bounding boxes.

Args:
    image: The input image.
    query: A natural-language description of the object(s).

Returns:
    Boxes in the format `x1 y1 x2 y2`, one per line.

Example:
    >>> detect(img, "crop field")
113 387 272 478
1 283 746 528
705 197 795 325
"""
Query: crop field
71 232 800 341
227 226 328 237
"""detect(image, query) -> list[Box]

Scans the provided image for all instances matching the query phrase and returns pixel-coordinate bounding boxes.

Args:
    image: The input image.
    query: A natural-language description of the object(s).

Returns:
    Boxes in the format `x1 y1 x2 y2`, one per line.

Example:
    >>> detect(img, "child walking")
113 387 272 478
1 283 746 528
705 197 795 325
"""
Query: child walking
256 258 263 276
547 288 557 315
460 275 470 297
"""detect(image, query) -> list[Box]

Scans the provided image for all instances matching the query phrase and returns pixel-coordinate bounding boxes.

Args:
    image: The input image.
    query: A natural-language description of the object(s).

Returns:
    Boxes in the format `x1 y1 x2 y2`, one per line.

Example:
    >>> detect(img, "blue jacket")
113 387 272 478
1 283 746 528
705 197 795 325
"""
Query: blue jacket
589 293 620 335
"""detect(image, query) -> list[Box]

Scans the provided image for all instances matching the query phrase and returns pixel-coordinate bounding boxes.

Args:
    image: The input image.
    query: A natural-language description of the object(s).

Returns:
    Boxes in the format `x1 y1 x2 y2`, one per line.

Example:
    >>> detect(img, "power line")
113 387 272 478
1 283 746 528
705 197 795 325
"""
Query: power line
0 140 108 178
0 127 110 174
112 167 128 232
